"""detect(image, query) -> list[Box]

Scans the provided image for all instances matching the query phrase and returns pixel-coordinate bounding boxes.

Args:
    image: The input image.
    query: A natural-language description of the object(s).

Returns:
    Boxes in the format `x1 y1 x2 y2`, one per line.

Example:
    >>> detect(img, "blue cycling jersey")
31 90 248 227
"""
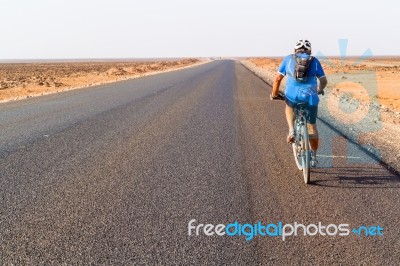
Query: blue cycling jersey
278 53 325 106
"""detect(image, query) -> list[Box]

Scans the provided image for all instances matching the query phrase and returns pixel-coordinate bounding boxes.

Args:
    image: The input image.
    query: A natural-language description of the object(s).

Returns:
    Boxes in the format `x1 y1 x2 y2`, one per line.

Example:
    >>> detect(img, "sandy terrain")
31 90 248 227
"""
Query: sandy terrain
0 59 201 102
243 57 400 114
241 57 400 172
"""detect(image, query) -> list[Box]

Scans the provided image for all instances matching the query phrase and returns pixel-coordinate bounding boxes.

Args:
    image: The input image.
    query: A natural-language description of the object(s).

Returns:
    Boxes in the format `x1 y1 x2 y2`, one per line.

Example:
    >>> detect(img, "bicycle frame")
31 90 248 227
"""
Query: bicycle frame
294 105 308 140
292 103 311 184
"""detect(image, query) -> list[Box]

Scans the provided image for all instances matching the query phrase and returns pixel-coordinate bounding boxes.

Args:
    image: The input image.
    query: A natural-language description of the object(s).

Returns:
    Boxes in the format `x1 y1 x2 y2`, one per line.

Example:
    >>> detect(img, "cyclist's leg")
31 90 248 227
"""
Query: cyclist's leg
284 99 296 143
306 105 319 151
308 124 319 150
285 104 295 132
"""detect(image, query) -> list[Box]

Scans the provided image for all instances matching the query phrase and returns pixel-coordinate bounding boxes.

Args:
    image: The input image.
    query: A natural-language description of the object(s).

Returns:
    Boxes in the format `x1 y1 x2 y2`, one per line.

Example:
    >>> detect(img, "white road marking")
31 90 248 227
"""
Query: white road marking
317 155 362 159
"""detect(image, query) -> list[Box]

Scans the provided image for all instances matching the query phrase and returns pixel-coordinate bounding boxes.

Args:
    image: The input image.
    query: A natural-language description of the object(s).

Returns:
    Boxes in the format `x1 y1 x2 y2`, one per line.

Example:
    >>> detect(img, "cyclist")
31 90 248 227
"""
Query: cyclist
271 39 327 166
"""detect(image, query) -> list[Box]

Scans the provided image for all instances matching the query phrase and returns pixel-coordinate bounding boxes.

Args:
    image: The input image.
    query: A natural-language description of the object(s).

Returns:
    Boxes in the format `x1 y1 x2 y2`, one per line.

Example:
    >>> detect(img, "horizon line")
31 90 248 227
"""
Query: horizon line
1 55 400 63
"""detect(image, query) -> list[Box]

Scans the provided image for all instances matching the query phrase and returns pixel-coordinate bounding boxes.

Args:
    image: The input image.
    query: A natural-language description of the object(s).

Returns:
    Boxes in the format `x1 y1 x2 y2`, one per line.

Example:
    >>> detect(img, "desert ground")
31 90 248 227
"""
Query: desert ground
0 59 200 102
242 57 400 172
243 57 400 115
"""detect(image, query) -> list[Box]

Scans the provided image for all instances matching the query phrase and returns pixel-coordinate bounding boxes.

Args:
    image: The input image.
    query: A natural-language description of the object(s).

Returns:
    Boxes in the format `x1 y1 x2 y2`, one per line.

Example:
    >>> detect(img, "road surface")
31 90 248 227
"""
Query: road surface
0 60 399 265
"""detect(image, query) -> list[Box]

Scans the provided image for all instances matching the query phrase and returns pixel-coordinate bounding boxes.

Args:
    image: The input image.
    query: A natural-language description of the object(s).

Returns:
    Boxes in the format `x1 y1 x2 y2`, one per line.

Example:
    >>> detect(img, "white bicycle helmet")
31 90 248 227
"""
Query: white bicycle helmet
294 39 312 51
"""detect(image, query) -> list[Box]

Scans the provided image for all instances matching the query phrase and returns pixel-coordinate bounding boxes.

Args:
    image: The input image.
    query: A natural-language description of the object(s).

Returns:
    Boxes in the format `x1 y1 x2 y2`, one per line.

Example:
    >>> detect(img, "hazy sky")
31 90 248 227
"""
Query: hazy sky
0 0 398 59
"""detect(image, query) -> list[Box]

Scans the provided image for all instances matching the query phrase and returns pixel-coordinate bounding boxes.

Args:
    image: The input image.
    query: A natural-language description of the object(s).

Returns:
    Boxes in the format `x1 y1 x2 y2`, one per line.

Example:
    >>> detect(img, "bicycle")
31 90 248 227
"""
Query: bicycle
270 91 319 184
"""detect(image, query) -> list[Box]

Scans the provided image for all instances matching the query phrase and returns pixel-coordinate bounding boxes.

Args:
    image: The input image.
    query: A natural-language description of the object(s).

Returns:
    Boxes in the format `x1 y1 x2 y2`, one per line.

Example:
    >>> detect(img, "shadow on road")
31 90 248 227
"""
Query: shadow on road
310 165 400 188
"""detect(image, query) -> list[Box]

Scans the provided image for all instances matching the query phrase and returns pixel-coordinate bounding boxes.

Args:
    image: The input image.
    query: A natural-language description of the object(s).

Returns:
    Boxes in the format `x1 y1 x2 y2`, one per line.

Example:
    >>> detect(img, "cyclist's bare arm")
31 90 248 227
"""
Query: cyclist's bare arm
318 76 327 93
272 73 284 97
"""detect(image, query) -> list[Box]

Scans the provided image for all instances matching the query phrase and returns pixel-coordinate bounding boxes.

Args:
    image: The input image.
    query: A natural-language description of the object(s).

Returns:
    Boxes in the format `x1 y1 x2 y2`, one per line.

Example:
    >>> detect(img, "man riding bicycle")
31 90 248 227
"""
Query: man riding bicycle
271 39 327 166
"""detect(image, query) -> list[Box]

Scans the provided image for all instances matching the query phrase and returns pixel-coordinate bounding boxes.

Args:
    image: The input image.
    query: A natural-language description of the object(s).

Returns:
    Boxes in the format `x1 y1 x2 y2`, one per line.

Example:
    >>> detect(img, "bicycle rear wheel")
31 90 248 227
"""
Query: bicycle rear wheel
300 123 311 184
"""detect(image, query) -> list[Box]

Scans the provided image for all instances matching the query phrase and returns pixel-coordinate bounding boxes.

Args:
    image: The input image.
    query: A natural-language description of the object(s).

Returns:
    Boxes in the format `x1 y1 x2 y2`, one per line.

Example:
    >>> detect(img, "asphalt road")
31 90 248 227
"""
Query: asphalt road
0 60 399 265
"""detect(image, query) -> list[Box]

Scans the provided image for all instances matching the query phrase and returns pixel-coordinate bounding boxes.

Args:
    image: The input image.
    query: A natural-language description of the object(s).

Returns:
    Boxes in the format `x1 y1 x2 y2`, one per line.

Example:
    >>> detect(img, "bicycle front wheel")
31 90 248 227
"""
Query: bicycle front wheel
292 142 303 171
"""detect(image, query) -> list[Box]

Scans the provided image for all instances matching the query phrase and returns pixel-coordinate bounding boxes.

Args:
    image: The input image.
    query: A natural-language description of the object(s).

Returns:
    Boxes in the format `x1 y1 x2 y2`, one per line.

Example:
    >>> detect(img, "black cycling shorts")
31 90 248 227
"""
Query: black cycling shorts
285 98 318 124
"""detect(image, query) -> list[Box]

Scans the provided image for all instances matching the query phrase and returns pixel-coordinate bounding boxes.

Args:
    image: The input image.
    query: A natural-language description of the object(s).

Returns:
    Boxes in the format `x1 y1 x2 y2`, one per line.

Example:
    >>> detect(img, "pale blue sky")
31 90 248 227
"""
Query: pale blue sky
0 0 398 59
